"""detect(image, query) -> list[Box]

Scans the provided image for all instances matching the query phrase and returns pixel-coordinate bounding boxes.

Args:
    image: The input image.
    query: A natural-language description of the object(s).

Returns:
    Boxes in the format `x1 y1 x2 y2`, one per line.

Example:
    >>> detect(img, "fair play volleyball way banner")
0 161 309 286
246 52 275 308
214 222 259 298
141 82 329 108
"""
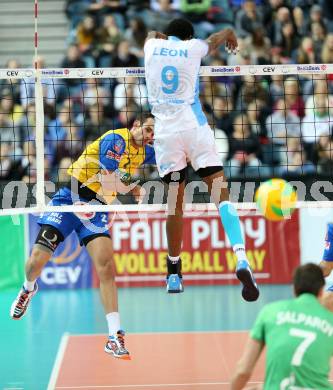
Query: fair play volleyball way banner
91 209 300 288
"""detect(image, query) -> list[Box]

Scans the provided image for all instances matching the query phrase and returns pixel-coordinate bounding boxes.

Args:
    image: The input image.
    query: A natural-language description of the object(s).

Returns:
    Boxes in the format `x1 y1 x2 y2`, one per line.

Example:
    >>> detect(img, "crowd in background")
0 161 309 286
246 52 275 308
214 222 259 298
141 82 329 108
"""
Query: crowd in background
1 0 333 185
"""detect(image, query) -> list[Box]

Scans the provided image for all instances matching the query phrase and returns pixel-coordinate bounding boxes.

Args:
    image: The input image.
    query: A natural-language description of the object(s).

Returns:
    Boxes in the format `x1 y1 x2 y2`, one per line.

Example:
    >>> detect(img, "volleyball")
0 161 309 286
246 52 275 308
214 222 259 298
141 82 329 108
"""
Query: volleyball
255 179 297 221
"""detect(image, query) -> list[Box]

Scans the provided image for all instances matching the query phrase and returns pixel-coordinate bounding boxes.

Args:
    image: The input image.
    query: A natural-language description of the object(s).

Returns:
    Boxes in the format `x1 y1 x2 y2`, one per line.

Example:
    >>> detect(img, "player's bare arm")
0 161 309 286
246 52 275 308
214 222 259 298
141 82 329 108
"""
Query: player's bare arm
206 28 238 55
230 338 264 390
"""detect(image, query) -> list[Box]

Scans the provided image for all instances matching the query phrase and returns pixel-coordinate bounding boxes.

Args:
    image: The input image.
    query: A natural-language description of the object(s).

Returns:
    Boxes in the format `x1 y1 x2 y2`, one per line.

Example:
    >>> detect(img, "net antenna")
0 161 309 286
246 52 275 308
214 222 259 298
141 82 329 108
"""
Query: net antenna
34 0 45 210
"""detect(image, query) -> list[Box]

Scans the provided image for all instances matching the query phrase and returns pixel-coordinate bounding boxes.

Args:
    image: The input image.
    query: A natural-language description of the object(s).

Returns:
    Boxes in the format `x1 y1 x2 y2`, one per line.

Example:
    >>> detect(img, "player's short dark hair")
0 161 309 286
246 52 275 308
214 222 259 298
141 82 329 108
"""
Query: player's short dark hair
138 112 154 123
293 263 325 297
165 18 194 40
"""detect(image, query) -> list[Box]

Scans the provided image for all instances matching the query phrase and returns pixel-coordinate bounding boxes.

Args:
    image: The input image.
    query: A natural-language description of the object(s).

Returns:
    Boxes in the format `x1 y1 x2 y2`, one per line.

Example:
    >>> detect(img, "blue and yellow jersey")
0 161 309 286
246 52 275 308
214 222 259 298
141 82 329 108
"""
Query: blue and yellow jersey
68 128 155 203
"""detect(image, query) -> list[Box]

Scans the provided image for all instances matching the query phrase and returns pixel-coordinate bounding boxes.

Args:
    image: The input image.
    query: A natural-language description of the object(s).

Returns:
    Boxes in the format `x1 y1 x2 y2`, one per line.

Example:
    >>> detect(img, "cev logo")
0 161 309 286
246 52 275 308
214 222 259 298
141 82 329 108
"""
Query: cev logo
51 238 82 264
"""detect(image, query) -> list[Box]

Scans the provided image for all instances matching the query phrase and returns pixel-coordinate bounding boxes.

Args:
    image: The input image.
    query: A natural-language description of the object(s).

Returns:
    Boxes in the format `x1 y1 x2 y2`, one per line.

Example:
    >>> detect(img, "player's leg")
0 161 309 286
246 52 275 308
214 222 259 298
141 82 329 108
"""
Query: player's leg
199 168 259 301
162 169 186 293
10 187 76 319
154 128 187 293
188 123 259 301
10 224 64 319
79 212 130 359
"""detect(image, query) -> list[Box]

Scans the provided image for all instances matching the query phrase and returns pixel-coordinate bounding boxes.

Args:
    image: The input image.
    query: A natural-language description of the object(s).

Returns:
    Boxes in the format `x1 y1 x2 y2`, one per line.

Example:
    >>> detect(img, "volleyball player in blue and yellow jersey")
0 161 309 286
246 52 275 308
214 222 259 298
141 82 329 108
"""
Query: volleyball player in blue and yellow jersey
10 113 155 360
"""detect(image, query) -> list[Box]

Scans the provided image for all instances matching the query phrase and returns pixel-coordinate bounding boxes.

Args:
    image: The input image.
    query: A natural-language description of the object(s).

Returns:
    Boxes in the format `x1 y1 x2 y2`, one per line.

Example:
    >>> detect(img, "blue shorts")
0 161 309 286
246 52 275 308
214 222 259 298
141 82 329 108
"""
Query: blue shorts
38 187 110 245
322 223 333 262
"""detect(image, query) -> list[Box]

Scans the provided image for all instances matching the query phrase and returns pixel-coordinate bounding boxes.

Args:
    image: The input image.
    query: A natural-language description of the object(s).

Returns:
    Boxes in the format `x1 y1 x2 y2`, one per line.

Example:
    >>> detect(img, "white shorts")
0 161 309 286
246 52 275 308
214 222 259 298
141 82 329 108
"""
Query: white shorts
154 123 222 178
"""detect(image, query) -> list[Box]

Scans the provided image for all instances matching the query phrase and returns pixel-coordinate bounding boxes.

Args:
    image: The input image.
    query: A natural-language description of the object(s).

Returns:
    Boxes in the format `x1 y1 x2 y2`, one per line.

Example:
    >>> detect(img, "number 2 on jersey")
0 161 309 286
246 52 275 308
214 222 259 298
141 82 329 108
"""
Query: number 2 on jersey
161 66 179 94
289 328 317 366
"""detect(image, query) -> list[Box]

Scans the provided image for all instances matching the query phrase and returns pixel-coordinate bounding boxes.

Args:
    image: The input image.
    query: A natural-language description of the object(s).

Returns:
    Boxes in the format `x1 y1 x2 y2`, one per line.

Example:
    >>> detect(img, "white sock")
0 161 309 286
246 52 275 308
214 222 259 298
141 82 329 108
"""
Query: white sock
106 312 120 337
168 255 180 264
24 279 36 292
233 245 248 263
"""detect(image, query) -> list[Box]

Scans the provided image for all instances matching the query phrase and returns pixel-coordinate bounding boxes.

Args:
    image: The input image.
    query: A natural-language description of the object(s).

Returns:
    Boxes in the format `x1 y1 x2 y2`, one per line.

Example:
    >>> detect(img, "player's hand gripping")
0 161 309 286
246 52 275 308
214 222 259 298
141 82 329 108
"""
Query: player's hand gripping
223 28 239 55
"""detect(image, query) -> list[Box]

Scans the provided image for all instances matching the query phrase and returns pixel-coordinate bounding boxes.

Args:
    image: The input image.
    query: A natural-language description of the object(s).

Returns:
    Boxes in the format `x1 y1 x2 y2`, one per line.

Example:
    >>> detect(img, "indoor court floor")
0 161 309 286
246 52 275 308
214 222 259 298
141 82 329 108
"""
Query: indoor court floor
1 284 329 390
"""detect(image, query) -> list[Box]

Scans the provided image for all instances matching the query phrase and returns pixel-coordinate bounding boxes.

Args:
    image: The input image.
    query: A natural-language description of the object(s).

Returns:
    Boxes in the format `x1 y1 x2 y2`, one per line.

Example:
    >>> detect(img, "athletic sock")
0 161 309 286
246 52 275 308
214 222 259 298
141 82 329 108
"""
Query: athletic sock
219 201 248 263
233 244 248 264
106 312 121 337
168 255 180 264
24 279 36 292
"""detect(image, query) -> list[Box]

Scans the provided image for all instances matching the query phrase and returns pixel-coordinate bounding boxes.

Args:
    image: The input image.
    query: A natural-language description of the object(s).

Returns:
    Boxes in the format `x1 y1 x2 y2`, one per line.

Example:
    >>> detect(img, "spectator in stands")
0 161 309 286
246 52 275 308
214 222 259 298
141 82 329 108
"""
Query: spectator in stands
113 105 139 129
235 0 264 39
292 7 307 37
113 77 148 112
84 103 113 141
284 77 305 118
247 100 268 137
302 94 332 145
317 134 333 175
266 98 301 146
225 113 264 177
59 45 86 97
303 77 333 117
96 14 123 67
279 137 315 175
126 0 150 22
111 40 139 68
80 78 111 112
235 75 269 112
268 6 292 47
147 0 180 32
321 33 333 64
243 24 271 64
269 74 284 103
277 21 300 61
76 15 97 67
311 21 326 63
124 18 147 65
65 0 91 30
294 36 315 64
211 96 235 137
179 0 214 39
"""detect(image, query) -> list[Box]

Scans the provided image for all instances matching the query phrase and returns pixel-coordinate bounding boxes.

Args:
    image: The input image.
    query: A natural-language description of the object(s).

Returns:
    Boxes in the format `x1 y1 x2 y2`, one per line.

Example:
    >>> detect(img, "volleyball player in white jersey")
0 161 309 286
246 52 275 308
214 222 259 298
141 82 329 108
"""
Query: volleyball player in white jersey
144 18 259 301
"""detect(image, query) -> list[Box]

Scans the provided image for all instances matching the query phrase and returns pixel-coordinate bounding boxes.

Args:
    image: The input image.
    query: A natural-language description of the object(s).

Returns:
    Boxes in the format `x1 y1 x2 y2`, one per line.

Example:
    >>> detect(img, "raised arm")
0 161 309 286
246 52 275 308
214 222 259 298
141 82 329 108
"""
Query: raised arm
145 30 167 43
206 28 238 55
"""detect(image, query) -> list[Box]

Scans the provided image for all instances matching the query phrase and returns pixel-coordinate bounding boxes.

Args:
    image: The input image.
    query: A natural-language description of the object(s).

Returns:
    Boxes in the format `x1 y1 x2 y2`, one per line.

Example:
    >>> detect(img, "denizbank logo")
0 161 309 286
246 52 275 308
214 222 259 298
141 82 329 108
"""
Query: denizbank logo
126 68 145 75
211 66 239 73
297 65 327 72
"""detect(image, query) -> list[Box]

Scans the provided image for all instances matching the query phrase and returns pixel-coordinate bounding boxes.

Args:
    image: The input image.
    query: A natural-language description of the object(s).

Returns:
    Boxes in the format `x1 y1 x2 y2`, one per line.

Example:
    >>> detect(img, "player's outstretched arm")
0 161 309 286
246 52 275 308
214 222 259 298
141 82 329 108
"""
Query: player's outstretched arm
206 28 238 55
230 338 264 390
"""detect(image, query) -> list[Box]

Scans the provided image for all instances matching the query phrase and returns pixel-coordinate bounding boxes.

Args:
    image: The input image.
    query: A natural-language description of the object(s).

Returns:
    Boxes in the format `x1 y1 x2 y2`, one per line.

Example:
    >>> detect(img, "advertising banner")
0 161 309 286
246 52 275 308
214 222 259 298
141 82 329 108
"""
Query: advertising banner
0 215 25 290
29 215 92 289
91 209 300 287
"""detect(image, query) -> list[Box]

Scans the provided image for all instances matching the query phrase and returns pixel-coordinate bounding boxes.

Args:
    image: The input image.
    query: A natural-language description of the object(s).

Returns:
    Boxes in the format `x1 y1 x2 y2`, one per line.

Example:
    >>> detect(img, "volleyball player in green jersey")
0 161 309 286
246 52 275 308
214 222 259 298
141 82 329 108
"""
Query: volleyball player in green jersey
231 263 333 390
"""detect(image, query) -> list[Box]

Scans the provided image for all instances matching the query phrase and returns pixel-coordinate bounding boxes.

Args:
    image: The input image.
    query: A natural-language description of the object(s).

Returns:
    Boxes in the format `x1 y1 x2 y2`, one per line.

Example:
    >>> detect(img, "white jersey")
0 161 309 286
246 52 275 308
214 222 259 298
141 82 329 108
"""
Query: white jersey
144 36 209 130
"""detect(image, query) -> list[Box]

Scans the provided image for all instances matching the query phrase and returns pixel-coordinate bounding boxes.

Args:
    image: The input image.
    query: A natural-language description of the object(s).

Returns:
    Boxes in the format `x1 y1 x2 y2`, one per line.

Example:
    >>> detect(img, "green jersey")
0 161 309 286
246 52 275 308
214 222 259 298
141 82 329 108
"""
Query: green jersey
251 294 333 389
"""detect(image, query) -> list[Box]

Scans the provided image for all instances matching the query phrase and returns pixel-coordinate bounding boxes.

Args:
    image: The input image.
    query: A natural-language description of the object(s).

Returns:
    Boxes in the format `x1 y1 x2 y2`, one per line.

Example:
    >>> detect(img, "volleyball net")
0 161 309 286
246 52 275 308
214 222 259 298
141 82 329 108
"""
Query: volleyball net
0 64 333 215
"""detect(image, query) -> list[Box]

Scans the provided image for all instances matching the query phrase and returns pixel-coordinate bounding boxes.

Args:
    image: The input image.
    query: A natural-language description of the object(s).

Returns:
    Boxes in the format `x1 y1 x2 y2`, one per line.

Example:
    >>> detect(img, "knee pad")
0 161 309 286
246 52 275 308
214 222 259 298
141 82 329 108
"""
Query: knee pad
161 168 186 184
35 225 64 253
196 166 223 178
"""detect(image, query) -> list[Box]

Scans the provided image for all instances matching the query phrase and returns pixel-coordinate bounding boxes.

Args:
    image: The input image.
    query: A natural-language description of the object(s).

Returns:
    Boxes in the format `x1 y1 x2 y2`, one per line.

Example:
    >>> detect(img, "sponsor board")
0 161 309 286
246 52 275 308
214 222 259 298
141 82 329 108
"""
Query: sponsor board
91 210 300 287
